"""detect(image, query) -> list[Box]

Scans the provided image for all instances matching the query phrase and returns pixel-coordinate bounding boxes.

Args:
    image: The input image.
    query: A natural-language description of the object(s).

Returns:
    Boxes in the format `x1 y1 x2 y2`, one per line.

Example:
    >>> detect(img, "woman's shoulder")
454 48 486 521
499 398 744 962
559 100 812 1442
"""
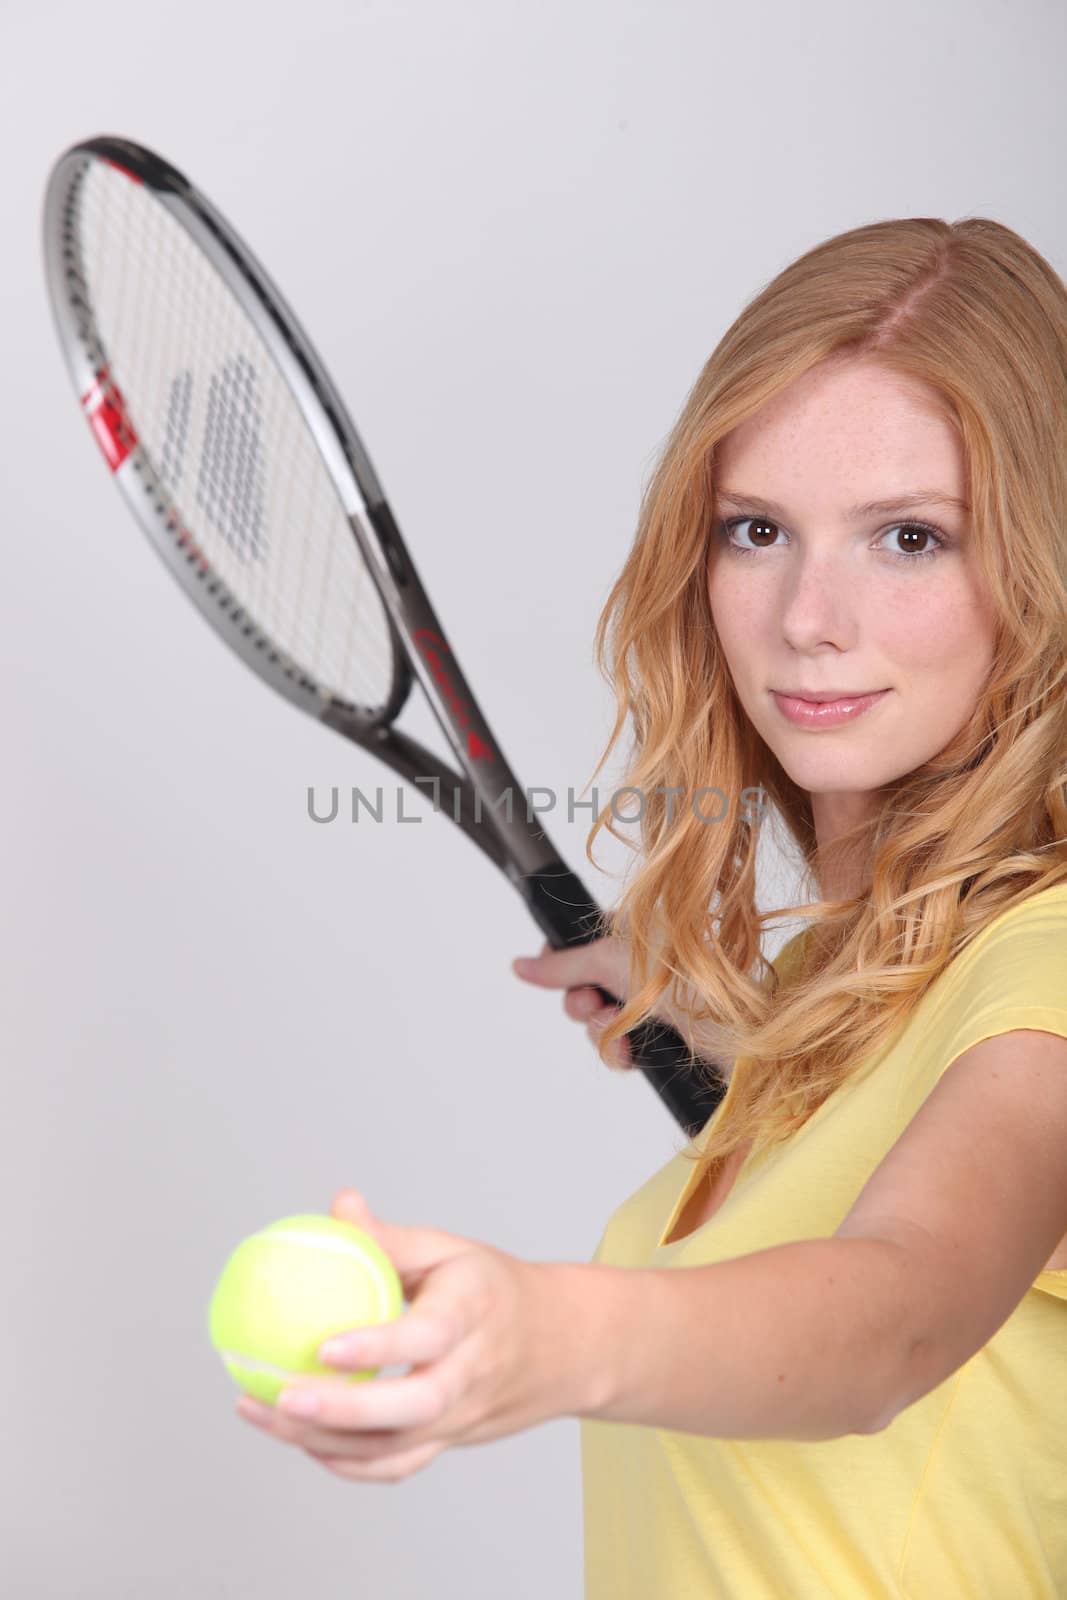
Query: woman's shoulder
963 878 1067 933
940 880 1067 983
917 881 1067 1067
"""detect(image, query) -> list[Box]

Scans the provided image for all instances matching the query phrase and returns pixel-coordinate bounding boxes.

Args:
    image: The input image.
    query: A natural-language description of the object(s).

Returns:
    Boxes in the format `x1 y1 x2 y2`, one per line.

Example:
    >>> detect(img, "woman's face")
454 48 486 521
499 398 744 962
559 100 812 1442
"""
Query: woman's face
706 357 998 849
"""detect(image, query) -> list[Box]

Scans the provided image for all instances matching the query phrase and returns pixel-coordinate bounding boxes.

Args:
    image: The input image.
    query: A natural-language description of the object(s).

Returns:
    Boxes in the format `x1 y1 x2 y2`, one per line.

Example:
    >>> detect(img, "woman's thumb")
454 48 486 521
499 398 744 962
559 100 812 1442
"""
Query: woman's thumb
329 1188 474 1289
332 1187 401 1258
332 1187 376 1230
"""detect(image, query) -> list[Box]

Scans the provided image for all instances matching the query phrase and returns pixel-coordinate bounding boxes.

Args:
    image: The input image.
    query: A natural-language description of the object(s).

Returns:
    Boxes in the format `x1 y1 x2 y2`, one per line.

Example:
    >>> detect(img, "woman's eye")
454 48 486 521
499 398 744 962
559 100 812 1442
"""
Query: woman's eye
717 516 946 564
718 517 784 555
877 523 945 561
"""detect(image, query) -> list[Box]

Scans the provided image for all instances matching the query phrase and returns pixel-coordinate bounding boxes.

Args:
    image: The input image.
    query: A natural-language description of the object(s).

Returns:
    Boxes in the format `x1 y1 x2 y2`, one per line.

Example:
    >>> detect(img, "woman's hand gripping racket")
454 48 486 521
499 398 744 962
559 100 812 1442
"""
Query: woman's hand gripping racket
42 133 724 1139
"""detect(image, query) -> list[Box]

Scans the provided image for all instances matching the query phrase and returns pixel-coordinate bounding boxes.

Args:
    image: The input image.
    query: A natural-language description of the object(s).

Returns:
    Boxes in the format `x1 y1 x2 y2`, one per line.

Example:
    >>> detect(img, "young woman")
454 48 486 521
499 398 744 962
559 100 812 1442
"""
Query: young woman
236 216 1067 1597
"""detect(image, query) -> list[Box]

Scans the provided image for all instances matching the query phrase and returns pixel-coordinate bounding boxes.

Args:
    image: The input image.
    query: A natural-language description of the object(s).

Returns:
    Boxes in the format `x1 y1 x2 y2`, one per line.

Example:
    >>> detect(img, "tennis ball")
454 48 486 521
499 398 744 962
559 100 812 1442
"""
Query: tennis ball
208 1213 405 1405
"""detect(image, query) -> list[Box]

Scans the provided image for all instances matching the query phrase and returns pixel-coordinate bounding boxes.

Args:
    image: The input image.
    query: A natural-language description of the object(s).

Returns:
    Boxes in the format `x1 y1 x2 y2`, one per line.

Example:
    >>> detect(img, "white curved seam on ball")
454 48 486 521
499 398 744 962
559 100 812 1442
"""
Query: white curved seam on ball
223 1351 306 1381
256 1228 395 1313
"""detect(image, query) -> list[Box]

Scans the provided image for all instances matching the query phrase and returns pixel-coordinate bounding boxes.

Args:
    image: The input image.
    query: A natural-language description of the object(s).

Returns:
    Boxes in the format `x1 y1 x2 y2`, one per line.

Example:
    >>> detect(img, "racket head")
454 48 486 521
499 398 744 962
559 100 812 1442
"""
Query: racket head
42 133 573 883
41 137 720 1134
42 134 411 731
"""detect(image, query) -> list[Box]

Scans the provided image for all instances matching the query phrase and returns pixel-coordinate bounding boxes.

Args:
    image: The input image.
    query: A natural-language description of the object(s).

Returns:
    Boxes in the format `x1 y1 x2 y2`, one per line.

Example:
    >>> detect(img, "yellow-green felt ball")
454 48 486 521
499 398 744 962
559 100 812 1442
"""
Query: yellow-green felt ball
208 1213 405 1405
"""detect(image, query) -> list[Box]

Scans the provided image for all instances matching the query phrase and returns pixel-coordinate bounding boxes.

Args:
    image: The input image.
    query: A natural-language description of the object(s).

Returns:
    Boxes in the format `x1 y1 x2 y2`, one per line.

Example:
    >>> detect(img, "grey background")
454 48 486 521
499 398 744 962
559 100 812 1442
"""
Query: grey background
4 1 1064 1595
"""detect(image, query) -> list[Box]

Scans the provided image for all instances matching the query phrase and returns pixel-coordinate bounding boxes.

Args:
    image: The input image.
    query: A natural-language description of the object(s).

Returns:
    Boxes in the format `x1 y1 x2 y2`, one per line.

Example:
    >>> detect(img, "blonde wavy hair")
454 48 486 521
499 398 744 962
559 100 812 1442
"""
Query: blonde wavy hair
584 215 1067 1183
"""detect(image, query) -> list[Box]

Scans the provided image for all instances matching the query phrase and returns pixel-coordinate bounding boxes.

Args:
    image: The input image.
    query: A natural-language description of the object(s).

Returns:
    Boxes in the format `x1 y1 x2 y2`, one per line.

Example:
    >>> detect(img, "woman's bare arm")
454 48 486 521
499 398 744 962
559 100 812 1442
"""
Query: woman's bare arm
543 1235 911 1441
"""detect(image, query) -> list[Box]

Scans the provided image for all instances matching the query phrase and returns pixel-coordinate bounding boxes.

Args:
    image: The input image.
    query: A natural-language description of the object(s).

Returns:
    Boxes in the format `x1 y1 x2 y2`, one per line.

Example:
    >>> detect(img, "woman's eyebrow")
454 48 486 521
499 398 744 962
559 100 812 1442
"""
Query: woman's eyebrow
715 488 971 518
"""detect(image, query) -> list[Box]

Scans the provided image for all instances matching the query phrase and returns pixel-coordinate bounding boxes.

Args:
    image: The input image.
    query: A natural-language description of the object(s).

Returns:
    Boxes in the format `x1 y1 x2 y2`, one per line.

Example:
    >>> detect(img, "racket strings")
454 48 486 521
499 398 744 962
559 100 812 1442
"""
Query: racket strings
72 158 395 714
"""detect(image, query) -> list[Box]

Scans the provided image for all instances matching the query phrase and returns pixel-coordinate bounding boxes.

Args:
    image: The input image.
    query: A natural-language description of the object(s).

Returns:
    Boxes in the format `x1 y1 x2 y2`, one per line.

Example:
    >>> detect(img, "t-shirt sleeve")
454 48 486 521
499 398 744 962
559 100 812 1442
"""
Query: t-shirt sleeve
918 891 1067 1301
932 889 1067 1081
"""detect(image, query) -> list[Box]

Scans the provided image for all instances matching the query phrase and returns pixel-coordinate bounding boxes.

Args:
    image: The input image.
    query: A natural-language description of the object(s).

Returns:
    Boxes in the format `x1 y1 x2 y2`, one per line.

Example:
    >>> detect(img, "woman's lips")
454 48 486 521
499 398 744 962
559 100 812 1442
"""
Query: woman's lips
770 689 890 727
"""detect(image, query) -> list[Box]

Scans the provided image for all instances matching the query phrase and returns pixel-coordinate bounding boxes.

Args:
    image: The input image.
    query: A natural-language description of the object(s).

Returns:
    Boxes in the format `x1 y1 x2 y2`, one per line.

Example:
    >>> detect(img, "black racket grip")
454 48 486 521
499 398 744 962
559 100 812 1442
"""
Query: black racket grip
516 863 725 1139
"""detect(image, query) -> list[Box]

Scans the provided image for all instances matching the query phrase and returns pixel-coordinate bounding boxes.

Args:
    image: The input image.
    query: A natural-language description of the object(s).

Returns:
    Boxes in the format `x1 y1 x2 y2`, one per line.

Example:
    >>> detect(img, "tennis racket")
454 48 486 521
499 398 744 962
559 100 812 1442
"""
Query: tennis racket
41 133 724 1139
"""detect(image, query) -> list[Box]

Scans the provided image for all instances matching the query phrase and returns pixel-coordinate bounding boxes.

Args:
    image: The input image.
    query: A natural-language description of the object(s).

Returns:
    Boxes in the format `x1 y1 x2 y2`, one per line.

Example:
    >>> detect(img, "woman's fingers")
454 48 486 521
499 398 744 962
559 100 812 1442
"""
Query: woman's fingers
562 985 608 1021
306 1437 444 1483
561 989 633 1068
511 934 631 999
512 940 638 1070
587 1010 632 1068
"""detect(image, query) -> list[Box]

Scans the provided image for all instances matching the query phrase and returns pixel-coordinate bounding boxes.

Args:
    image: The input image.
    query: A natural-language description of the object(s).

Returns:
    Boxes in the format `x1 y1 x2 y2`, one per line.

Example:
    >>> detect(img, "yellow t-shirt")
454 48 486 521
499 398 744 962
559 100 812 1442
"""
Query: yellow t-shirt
580 883 1067 1599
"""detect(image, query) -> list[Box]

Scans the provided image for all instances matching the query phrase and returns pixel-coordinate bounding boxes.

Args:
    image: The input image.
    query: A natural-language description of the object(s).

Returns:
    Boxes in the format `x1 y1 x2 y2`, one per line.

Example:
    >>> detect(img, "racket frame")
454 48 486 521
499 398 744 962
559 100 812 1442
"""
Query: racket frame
44 135 557 882
42 133 726 1138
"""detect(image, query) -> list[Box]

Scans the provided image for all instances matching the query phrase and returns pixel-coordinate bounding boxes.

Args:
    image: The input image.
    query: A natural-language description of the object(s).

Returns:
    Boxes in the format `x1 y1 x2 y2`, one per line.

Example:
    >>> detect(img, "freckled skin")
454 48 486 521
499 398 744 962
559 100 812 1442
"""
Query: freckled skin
707 357 998 889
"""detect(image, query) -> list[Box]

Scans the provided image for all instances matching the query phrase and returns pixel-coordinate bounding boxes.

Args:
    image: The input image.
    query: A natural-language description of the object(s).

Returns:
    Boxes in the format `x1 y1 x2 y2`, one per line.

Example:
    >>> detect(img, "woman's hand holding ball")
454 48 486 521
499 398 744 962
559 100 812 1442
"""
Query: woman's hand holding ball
212 1189 596 1484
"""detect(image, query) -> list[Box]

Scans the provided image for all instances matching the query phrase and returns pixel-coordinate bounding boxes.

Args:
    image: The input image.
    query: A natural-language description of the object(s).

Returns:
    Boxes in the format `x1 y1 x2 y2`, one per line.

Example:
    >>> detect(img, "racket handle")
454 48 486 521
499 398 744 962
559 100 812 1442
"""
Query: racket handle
517 863 725 1139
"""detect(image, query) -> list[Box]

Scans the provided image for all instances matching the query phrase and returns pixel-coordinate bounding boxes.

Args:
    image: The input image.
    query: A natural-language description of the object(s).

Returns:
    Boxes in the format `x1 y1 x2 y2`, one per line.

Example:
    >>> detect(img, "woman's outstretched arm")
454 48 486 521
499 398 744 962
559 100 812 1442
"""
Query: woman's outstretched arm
232 1032 1067 1479
548 1234 912 1441
562 1026 1067 1442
